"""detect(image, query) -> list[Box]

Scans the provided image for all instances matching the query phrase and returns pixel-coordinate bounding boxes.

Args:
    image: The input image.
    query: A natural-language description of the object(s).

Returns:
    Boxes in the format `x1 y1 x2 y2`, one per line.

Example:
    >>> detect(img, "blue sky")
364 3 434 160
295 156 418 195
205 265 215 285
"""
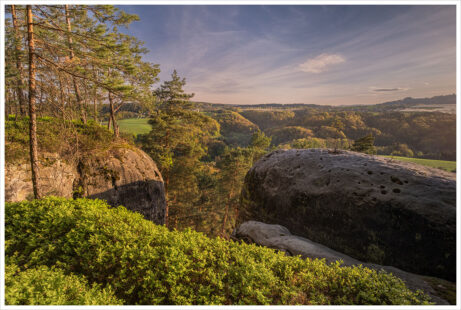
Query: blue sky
118 5 456 105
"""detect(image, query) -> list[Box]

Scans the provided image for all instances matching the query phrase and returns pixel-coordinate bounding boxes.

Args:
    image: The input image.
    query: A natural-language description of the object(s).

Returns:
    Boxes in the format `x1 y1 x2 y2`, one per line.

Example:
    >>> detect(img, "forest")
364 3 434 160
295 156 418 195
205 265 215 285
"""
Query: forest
3 4 456 306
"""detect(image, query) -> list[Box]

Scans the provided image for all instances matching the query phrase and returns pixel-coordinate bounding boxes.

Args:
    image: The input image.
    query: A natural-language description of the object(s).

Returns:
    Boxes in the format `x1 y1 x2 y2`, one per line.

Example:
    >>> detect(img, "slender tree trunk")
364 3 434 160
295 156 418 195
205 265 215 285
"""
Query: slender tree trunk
65 4 86 124
38 81 44 117
164 173 169 227
11 5 27 116
164 129 170 227
57 71 66 120
108 91 119 137
27 5 41 199
93 93 98 123
220 192 232 237
92 67 98 122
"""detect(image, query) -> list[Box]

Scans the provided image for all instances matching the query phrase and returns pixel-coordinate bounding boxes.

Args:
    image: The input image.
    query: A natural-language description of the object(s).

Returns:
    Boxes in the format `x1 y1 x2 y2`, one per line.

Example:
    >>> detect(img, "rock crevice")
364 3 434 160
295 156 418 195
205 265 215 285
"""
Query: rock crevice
232 221 452 305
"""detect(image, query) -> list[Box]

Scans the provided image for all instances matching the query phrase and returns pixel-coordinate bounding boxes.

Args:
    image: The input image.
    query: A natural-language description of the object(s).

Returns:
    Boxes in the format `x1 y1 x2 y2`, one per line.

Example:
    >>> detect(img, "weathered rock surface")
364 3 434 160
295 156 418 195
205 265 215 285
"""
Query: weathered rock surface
232 221 452 305
239 149 456 281
5 148 166 224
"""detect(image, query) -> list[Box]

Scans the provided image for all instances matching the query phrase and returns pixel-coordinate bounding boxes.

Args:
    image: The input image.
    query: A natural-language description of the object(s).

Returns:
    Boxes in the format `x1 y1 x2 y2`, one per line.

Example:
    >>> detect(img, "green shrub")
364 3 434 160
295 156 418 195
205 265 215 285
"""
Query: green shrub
5 117 127 163
5 197 431 305
5 264 121 305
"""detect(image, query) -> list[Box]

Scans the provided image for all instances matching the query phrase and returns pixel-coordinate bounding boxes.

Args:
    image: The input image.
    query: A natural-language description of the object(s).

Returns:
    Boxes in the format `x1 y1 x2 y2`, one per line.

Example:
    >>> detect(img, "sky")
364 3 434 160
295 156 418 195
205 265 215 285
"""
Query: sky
117 5 456 106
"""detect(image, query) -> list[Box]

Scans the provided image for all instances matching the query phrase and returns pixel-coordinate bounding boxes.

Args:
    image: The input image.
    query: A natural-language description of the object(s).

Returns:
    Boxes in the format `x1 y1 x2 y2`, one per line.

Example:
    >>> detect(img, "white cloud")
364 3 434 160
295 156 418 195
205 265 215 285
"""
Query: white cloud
299 53 345 73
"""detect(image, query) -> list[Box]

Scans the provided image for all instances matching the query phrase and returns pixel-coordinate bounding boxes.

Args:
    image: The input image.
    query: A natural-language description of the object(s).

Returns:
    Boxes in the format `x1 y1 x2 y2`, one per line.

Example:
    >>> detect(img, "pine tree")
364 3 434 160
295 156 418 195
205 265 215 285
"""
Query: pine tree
351 134 376 155
216 147 253 237
139 71 219 228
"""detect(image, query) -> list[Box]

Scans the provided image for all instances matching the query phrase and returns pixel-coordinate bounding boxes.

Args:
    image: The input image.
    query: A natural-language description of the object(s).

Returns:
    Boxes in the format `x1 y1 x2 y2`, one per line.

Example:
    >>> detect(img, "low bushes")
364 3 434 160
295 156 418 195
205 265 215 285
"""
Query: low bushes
5 197 431 305
5 264 121 305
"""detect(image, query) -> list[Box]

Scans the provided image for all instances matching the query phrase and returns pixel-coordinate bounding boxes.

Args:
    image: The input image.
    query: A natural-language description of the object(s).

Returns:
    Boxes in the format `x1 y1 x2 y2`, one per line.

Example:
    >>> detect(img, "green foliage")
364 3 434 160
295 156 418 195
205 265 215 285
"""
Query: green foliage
289 137 327 149
138 71 220 229
240 109 295 130
215 147 254 236
5 116 120 163
250 130 272 149
5 264 121 305
317 126 346 140
5 198 431 305
208 110 259 146
351 134 377 155
267 126 314 145
389 143 414 158
155 69 194 110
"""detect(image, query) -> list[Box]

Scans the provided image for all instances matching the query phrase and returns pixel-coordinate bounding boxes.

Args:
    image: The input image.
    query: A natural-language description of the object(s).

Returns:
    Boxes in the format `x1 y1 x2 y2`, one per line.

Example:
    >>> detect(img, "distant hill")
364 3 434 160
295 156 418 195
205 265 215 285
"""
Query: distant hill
194 94 456 113
378 94 455 106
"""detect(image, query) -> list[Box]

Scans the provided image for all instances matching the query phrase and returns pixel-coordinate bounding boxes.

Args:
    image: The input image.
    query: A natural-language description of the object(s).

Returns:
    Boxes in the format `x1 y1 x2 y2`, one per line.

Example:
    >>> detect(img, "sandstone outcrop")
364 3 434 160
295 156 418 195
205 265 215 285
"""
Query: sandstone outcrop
232 221 453 305
239 149 456 281
5 148 166 224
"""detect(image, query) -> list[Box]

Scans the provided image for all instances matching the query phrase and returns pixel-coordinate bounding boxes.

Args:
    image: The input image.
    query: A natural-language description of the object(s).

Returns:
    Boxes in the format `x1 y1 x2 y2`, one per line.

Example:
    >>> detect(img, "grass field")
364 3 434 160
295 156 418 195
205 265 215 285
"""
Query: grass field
112 118 151 135
381 156 456 172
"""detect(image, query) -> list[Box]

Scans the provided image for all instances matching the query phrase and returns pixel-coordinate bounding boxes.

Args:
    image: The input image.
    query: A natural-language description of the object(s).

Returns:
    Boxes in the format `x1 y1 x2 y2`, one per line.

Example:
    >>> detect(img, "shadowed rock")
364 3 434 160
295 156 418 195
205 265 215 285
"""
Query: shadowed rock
239 148 456 281
233 220 451 305
5 148 166 225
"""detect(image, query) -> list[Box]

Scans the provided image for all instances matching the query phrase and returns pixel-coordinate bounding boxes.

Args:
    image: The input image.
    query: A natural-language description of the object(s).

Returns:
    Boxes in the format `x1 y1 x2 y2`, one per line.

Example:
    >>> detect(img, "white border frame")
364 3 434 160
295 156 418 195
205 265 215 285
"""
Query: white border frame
1 0 459 309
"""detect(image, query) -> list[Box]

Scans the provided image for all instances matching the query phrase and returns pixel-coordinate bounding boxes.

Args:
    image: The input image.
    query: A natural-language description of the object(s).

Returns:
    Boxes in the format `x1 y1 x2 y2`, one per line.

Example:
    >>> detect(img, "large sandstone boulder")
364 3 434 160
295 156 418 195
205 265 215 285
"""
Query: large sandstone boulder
239 149 456 281
5 148 166 225
232 221 453 305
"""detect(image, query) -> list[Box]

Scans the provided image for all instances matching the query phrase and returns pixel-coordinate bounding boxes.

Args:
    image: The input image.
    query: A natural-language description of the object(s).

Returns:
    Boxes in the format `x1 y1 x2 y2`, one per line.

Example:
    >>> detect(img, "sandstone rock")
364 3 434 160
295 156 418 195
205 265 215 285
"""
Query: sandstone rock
5 153 77 202
232 221 451 305
239 149 456 281
5 148 166 225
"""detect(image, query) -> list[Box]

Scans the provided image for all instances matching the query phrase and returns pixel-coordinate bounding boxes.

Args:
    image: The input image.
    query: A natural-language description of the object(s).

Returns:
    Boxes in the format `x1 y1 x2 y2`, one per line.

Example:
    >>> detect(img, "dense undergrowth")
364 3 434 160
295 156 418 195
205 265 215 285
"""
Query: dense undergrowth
5 115 133 164
5 197 431 305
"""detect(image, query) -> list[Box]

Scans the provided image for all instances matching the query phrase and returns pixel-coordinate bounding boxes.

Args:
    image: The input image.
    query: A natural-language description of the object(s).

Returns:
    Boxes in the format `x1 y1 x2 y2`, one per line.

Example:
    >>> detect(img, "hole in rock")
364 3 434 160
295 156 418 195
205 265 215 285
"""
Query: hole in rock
390 176 403 185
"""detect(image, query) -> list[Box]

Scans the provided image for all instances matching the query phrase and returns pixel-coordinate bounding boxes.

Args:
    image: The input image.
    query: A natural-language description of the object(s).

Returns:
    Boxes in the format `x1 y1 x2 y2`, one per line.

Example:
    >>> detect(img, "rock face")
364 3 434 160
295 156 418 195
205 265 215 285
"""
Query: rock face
5 148 166 225
239 149 456 281
232 221 451 305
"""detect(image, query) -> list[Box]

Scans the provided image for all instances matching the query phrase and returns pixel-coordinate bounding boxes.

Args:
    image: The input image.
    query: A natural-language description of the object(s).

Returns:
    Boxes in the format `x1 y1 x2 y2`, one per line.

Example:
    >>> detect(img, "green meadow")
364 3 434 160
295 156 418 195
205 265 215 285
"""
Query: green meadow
110 118 151 136
382 156 456 172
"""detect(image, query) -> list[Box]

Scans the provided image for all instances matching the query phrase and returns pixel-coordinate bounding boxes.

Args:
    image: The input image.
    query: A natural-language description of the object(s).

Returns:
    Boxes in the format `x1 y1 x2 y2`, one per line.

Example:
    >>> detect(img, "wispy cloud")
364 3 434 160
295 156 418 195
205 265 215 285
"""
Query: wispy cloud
122 5 456 105
299 53 346 73
370 87 409 92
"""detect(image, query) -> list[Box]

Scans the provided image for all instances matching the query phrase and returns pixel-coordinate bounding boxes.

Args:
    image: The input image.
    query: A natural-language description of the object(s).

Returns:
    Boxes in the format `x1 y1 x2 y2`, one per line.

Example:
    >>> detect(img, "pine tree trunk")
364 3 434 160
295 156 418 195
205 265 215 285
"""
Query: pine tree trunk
27 5 41 199
57 71 66 120
93 95 98 123
91 65 98 122
11 5 27 116
164 173 169 227
108 91 119 137
65 4 86 124
164 129 170 227
220 193 232 237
